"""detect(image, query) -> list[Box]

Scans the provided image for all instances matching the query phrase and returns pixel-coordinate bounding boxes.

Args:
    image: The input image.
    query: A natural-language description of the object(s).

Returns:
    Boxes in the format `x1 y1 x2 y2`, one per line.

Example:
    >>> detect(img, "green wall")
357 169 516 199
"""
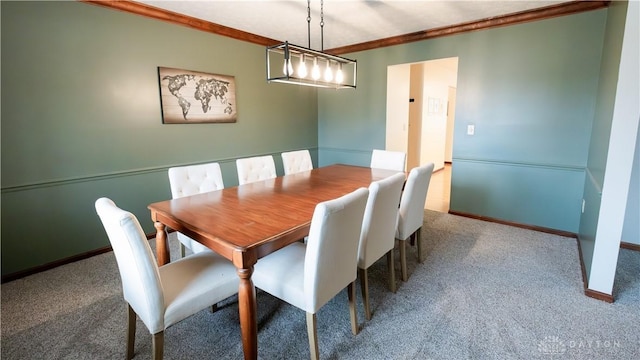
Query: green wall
1 1 318 276
318 9 607 233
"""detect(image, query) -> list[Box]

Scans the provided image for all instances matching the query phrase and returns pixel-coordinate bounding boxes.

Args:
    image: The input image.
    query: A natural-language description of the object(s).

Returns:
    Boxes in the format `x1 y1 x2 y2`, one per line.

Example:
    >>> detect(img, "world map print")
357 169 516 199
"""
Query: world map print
158 67 237 123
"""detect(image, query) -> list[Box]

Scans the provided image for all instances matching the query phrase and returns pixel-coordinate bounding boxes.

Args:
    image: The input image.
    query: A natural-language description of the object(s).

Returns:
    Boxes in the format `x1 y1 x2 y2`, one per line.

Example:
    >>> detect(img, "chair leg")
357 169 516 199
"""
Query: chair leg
386 249 396 293
359 268 371 321
399 239 408 282
126 304 136 360
210 303 218 313
306 312 319 360
416 227 424 263
152 331 164 360
348 282 359 335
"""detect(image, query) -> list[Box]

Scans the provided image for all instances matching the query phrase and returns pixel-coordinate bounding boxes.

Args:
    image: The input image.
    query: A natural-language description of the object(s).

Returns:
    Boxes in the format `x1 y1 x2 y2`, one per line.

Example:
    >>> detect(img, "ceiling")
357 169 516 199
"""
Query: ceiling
134 0 574 51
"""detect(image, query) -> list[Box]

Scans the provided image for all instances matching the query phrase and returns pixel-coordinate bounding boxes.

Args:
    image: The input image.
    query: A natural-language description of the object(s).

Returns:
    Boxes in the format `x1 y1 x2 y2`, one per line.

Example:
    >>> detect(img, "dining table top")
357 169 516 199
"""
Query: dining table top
148 164 403 265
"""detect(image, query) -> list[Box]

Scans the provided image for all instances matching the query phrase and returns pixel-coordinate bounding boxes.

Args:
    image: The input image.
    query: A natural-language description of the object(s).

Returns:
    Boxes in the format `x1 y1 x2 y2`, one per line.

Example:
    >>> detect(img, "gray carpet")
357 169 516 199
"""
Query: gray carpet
2 210 639 359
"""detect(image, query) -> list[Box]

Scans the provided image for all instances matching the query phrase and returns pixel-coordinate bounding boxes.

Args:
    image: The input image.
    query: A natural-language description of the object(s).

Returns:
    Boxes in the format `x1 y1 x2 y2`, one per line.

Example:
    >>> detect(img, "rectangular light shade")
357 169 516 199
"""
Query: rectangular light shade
266 42 357 89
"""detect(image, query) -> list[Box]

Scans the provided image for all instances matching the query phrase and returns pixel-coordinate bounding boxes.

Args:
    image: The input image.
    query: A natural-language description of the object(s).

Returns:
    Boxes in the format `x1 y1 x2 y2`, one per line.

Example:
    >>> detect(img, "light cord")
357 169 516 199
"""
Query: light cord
320 0 324 51
306 0 311 48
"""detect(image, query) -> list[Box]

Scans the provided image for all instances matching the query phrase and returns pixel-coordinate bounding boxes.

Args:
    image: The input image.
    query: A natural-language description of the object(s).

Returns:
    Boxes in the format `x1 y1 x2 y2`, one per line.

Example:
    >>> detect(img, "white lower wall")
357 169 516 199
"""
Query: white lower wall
622 120 640 245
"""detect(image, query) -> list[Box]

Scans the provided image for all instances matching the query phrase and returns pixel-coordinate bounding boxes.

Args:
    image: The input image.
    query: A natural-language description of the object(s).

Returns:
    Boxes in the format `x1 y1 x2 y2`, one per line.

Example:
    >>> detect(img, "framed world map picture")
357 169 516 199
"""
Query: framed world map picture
158 67 237 123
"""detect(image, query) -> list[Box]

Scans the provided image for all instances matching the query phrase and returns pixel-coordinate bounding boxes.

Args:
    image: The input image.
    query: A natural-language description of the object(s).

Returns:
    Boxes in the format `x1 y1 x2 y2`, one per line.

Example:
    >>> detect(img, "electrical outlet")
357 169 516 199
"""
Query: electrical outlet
467 124 475 135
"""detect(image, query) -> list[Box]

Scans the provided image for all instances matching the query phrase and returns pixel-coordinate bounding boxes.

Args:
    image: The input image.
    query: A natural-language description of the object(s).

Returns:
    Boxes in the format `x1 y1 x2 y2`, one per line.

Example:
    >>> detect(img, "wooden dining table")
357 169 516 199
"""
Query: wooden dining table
148 164 402 359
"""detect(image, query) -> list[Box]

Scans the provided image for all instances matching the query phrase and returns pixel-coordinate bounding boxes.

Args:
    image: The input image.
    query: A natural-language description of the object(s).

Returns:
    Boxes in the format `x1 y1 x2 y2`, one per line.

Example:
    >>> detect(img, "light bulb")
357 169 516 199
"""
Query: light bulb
324 61 333 82
297 54 308 78
283 58 293 76
336 64 344 84
311 58 321 80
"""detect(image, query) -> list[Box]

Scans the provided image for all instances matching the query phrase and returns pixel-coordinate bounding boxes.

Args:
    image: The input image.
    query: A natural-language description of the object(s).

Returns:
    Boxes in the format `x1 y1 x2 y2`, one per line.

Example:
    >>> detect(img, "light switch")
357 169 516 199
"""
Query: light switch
467 124 475 135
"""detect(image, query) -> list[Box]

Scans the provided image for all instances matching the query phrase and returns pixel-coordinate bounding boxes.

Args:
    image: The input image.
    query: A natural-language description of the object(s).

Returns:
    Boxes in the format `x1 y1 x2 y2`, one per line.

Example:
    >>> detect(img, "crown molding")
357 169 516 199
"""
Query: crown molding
81 0 609 55
80 0 280 46
328 0 610 54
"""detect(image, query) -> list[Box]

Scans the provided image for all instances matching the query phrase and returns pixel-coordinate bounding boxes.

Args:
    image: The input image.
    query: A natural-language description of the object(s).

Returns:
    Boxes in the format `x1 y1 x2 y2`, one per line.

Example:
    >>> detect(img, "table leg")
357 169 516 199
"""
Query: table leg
154 221 170 266
237 266 258 360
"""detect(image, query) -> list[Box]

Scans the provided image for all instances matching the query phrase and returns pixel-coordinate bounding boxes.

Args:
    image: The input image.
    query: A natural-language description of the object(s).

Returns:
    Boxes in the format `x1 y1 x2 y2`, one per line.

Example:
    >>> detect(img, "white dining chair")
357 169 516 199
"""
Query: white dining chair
168 162 225 257
252 188 369 360
95 198 239 360
236 155 277 185
370 149 406 172
357 172 405 320
396 163 435 281
281 149 313 175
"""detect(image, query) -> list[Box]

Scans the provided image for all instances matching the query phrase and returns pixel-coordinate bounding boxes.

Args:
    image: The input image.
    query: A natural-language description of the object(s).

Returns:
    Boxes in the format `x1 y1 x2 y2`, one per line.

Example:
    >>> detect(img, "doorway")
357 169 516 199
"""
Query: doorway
385 57 459 212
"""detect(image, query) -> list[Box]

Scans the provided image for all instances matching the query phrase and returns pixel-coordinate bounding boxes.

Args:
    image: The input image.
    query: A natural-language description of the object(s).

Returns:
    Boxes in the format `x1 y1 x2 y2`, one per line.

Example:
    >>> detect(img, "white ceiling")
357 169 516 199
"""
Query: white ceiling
135 0 571 50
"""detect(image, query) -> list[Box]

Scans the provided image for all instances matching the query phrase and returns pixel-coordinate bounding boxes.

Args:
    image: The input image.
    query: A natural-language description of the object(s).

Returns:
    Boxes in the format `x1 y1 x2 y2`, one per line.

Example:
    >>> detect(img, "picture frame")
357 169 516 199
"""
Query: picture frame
157 67 237 124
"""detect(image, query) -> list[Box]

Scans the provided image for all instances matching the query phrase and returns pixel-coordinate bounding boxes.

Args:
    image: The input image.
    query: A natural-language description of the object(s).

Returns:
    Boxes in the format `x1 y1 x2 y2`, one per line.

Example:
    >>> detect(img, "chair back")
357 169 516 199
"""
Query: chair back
236 155 277 185
95 198 164 333
396 163 435 240
281 150 313 175
168 162 224 198
304 187 369 312
169 163 224 254
370 149 406 172
358 173 406 268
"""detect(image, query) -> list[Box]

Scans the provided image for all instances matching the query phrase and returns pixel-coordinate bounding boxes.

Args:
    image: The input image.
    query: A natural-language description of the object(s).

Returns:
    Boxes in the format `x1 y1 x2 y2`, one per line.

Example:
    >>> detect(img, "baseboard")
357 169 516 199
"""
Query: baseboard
573 232 591 300
449 210 640 303
446 210 621 302
1 245 114 284
447 211 578 238
620 241 640 252
1 231 164 284
580 241 638 301
584 288 614 303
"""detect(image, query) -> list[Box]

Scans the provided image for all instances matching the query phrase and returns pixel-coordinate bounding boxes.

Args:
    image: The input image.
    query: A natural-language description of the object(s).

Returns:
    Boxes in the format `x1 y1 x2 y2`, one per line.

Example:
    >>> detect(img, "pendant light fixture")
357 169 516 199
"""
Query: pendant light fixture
266 0 357 89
